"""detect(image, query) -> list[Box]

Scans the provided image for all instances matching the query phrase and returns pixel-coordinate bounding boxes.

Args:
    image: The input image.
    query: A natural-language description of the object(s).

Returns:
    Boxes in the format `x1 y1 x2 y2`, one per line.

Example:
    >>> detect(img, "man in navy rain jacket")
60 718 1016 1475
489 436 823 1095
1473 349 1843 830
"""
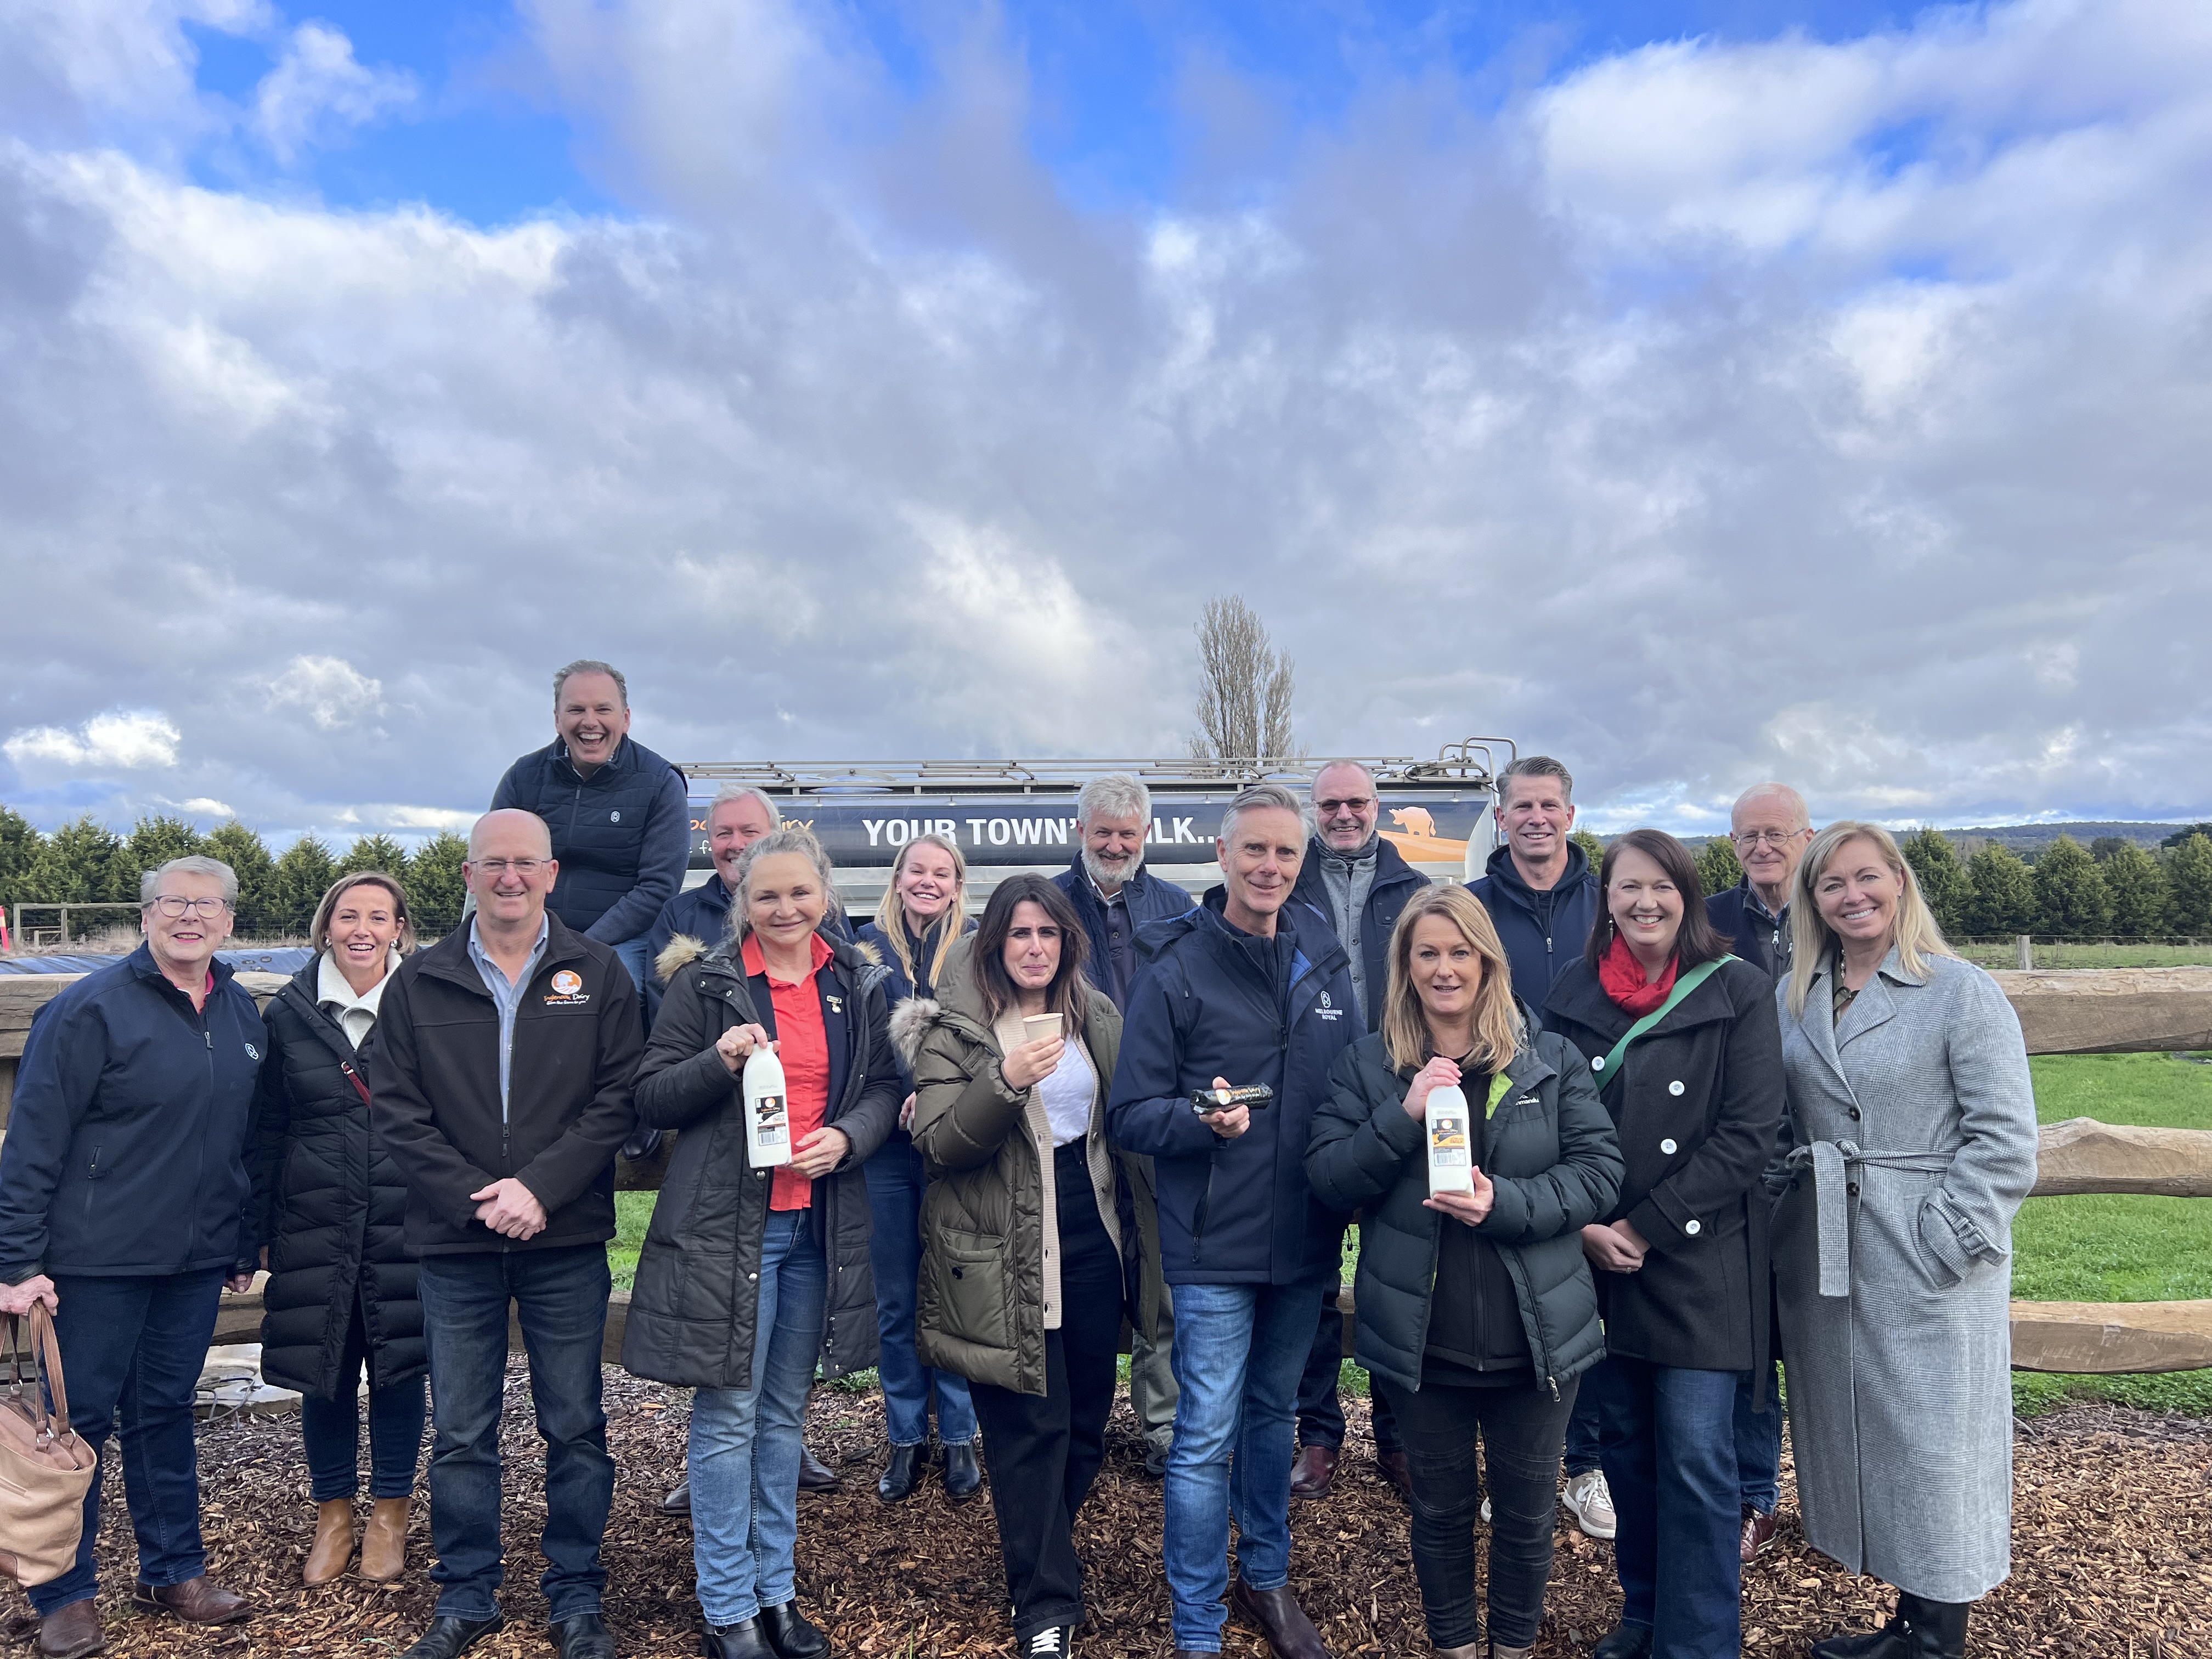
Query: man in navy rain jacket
0 856 263 1653
1283 761 1426 1500
489 659 691 1009
1108 783 1357 1659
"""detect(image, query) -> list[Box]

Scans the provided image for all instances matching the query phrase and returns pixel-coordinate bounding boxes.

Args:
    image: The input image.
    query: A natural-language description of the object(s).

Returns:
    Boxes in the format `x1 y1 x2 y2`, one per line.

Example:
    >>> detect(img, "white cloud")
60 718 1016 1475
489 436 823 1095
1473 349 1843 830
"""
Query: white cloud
249 21 415 166
177 795 235 817
4 712 183 769
259 657 386 730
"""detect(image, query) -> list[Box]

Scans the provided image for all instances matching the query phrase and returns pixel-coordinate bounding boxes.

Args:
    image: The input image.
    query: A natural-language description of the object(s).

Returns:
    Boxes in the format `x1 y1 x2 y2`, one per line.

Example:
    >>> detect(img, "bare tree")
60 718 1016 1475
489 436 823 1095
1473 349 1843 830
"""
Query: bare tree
1188 595 1302 763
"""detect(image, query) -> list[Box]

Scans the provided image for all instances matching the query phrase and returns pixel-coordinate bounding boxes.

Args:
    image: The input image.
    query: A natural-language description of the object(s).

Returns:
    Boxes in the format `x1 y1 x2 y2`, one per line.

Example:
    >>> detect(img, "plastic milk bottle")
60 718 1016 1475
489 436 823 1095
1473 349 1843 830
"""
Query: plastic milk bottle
744 1046 793 1167
1426 1082 1475 1197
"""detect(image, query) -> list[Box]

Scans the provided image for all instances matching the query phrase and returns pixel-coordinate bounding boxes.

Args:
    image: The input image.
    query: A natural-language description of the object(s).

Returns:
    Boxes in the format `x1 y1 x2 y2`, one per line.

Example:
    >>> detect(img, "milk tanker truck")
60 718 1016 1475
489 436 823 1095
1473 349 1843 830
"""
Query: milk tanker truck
673 738 1518 919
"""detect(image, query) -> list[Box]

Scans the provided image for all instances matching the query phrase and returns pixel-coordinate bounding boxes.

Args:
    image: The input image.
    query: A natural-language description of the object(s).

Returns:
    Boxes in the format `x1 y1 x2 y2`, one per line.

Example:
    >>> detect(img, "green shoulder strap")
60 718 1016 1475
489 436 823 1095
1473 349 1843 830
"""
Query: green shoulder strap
1592 955 1735 1085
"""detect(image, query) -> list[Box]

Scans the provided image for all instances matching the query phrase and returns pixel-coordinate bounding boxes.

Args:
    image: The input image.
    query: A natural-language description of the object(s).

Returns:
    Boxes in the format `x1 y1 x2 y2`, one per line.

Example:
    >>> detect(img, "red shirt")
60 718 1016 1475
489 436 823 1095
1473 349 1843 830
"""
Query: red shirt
744 932 835 1210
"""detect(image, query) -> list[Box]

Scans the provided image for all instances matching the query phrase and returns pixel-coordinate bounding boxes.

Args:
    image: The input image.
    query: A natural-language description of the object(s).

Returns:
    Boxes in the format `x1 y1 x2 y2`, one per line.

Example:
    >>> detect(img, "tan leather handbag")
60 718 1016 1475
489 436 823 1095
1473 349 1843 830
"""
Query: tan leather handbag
0 1306 98 1585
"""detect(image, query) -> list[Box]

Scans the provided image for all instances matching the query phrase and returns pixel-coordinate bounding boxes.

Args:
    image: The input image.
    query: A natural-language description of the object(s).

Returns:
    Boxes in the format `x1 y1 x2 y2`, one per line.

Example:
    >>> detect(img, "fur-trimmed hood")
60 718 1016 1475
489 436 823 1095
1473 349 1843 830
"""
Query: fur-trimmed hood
889 995 941 1068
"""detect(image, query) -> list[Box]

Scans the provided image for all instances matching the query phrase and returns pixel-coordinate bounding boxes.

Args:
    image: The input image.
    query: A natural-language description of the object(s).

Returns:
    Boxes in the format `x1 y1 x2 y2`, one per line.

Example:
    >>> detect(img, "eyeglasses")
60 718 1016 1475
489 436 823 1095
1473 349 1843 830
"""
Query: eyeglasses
1316 797 1375 815
1731 829 1810 849
472 858 546 876
147 896 230 919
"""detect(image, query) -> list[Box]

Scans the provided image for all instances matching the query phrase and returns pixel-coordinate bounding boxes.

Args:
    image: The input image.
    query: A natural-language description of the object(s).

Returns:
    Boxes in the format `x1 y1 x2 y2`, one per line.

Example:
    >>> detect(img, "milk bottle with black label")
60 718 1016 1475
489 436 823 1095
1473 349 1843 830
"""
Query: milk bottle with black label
1426 1082 1475 1197
744 1046 793 1167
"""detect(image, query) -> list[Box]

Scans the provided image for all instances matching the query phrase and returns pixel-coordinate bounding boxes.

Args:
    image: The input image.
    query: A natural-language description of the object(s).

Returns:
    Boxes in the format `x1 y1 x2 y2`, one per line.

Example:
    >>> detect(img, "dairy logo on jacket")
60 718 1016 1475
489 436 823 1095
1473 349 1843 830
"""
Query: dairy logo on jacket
545 969 590 1007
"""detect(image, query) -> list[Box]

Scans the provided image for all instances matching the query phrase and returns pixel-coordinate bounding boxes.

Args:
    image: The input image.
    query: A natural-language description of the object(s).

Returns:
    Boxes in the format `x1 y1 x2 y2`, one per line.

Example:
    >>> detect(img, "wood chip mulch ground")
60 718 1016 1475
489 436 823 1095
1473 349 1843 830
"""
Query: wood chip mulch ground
2 1364 2204 1658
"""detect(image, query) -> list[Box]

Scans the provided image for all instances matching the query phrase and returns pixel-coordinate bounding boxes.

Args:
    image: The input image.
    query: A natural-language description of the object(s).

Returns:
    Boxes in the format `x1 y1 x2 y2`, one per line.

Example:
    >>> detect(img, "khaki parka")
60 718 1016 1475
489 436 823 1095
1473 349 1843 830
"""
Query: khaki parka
896 962 1164 1395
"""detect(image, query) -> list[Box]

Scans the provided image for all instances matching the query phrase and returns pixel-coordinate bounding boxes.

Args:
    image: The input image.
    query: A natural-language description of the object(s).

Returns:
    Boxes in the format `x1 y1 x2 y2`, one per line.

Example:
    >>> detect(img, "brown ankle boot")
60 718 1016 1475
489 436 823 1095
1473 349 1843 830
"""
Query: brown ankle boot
360 1497 410 1582
303 1499 355 1584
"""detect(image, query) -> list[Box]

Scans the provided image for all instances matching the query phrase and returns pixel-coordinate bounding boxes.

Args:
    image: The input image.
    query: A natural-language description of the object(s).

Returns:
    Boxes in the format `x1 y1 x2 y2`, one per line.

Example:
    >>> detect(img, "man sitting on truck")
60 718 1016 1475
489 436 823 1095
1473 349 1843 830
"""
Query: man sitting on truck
1054 773 1195 1480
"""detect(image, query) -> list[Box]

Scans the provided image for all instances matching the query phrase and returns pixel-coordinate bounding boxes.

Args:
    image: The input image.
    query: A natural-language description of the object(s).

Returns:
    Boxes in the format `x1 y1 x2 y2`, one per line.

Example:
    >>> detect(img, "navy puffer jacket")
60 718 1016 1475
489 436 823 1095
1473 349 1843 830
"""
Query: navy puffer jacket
1106 893 1358 1286
490 735 691 944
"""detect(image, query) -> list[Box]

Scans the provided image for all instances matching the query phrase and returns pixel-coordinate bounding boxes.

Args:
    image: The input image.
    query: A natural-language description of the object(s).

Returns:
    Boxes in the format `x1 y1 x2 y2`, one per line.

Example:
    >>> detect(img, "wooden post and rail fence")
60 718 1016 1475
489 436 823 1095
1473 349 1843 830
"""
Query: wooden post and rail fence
2 965 2210 1376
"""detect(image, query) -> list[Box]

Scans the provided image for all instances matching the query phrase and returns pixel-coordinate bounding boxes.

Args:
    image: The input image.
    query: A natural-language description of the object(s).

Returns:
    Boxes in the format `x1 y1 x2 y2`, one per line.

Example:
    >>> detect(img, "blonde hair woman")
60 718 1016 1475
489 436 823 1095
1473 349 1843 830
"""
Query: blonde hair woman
1775 825 2037 1659
1306 886 1622 1659
251 871 427 1587
854 832 983 1502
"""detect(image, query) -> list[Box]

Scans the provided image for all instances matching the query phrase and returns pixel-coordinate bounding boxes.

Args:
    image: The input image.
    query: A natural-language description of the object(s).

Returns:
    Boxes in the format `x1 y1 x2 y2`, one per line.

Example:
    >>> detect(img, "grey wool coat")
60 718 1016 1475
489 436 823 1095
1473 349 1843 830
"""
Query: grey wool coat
1773 947 2038 1603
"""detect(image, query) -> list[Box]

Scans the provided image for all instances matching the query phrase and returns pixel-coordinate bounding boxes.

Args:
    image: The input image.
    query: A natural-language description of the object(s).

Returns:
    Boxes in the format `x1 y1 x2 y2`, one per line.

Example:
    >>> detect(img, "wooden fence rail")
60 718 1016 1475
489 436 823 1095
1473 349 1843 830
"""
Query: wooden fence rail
8 963 2212 1377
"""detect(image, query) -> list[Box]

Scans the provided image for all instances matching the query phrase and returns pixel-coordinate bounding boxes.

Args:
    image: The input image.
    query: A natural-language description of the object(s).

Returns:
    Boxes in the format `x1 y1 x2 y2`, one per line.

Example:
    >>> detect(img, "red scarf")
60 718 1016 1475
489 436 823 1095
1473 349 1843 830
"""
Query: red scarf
1600 932 1678 1017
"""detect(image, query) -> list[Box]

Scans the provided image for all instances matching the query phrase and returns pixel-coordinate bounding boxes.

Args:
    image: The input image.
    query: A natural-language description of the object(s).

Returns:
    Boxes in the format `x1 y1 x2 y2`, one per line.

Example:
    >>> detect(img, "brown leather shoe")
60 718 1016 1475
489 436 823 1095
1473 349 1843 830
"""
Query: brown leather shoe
1740 1505 1779 1562
1231 1577 1331 1659
362 1496 411 1581
1375 1448 1413 1503
1289 1442 1338 1499
35 1599 104 1659
304 1498 355 1584
133 1576 251 1624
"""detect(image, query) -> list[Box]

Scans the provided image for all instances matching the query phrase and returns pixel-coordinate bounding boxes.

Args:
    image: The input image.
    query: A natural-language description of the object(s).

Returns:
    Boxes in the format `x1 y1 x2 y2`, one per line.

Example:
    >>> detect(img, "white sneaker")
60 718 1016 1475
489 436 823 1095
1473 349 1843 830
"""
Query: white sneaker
1561 1469 1617 1540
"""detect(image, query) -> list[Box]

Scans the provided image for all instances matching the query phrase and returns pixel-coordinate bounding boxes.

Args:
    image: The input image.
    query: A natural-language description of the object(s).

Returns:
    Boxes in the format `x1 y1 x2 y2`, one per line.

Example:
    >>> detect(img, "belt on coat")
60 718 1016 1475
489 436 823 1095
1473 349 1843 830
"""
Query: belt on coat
1784 1141 1954 1299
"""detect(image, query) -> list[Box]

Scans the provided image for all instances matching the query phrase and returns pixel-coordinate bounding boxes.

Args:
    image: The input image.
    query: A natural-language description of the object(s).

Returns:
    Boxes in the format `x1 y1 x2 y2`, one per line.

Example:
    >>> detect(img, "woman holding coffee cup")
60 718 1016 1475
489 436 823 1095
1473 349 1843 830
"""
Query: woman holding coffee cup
893 873 1146 1659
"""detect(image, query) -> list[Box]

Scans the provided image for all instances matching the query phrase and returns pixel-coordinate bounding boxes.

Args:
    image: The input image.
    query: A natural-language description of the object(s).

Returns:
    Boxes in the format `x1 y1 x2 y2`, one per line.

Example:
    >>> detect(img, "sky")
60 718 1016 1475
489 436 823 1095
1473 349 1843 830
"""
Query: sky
1 0 2207 845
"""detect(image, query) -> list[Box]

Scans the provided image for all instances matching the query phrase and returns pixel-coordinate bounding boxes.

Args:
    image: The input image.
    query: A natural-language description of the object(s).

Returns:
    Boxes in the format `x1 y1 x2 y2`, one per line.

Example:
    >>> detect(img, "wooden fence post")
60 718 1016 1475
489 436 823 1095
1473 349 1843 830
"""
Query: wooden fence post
2017 934 2034 970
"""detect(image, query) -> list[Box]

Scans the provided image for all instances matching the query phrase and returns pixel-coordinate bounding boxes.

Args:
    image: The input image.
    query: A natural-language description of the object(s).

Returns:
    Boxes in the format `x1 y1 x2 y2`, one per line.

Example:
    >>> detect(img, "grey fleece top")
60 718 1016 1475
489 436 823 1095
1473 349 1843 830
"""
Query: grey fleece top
1318 832 1381 1022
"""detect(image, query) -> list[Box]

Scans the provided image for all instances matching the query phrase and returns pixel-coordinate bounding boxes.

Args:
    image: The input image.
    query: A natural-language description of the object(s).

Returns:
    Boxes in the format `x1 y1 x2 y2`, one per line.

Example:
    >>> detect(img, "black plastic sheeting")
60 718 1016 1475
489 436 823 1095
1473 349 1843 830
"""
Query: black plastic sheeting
0 948 316 977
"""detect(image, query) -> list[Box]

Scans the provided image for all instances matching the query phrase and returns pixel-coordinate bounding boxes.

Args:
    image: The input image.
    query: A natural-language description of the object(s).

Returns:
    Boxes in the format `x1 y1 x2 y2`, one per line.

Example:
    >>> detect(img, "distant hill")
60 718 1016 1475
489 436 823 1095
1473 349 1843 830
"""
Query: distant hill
1675 822 2203 860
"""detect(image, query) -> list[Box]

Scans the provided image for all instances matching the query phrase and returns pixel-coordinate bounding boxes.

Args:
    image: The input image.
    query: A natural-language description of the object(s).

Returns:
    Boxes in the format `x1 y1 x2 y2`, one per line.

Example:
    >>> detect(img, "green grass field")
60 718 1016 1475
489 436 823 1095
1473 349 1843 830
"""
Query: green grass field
1955 941 2212 970
610 1051 2212 1416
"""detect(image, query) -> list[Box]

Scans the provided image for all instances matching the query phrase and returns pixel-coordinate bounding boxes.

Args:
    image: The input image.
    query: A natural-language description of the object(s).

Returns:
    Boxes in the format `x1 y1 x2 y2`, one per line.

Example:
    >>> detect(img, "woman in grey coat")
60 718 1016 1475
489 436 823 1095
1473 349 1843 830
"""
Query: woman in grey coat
1774 822 2038 1659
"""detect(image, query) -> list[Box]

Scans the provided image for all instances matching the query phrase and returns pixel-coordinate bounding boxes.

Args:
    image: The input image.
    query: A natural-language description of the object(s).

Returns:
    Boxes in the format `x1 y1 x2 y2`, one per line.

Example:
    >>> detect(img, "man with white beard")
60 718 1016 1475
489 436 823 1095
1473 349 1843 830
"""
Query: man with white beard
1056 774 1195 1478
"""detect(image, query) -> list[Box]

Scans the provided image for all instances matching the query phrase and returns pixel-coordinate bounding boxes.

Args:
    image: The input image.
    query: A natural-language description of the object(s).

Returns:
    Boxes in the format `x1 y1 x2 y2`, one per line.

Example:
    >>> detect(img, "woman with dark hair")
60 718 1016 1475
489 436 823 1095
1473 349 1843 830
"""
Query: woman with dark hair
895 873 1146 1659
1541 830 1785 1659
1307 885 1621 1659
856 833 982 1503
252 870 427 1585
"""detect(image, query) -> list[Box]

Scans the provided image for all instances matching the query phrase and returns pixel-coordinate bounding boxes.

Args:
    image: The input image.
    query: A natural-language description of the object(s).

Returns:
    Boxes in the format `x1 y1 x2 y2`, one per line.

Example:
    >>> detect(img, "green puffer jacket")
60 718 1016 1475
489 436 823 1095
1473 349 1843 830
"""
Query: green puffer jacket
897 963 1160 1395
1305 1020 1624 1398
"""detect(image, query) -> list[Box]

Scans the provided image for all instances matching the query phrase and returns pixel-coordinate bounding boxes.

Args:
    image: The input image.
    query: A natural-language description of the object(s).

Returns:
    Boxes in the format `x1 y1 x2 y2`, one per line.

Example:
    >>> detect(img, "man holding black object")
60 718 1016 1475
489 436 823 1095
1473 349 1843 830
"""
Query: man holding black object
1109 783 1359 1659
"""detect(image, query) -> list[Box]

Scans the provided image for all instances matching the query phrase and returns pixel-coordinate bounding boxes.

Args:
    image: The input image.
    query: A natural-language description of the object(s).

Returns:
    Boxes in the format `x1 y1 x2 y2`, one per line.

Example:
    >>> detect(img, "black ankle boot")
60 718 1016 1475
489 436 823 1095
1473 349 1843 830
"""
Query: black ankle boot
759 1601 830 1659
1811 1612 1908 1659
941 1441 983 1503
1904 1599 1968 1659
877 1443 923 1503
704 1618 777 1659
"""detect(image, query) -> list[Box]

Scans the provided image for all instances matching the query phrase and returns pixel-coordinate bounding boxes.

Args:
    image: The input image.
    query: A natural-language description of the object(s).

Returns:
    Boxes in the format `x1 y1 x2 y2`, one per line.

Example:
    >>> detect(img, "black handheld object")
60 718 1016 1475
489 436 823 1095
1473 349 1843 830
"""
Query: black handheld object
1191 1084 1276 1116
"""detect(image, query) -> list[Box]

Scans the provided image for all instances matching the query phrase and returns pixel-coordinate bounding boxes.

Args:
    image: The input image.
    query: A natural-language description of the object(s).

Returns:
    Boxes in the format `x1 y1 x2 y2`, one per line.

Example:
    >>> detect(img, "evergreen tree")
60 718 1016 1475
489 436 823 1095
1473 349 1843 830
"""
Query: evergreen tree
2160 822 2212 850
407 832 469 939
1962 843 2035 936
2031 835 2112 938
2165 834 2212 938
1569 829 1606 870
0 805 40 921
270 837 338 936
21 817 128 937
2100 844 2169 941
338 834 414 882
112 815 207 901
2089 836 2131 862
1901 827 1971 937
1695 836 1742 900
203 822 279 936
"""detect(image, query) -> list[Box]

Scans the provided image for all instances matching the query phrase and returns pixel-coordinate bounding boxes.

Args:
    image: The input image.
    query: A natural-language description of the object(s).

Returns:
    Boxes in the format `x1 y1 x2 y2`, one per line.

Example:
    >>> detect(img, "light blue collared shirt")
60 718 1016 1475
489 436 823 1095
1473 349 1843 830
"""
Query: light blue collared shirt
467 915 550 1124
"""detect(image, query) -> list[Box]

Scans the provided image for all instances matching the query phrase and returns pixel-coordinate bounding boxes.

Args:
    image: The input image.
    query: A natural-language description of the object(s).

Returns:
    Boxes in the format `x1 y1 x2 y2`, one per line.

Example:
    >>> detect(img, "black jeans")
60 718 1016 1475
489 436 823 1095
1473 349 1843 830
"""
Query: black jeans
1295 1217 1400 1455
968 1143 1124 1643
300 1292 428 1502
1378 1373 1578 1650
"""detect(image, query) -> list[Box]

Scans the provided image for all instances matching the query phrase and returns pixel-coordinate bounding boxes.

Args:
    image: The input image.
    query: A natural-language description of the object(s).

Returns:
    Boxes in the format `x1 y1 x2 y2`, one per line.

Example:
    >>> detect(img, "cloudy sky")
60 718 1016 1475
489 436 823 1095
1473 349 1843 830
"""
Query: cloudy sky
2 0 2206 844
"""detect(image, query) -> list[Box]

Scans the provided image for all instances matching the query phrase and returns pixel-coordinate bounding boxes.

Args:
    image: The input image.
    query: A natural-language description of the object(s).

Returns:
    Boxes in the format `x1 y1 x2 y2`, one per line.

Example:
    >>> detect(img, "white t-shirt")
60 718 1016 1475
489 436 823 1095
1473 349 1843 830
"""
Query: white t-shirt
1033 1030 1097 1147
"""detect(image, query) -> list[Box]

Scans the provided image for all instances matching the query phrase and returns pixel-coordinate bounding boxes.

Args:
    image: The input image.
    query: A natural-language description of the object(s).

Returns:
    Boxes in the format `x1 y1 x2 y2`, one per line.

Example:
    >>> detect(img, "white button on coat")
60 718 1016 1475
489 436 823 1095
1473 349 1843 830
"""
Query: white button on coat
1685 1219 1702 1236
1590 1056 1606 1071
1668 1080 1685 1096
1660 1138 1678 1155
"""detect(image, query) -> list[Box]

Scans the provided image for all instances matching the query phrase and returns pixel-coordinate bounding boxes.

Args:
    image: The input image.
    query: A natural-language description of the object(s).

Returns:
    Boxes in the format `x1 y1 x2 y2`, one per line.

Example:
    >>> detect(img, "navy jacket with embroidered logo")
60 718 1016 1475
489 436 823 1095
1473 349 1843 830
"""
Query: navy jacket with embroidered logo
489 733 691 945
0 943 265 1281
364 915 641 1256
1289 834 1427 1034
1467 842 1602 1007
1106 892 1358 1286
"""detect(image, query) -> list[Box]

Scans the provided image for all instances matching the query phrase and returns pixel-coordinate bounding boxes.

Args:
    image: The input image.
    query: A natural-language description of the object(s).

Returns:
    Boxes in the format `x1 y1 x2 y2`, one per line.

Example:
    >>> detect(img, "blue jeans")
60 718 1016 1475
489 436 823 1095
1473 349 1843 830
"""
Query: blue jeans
30 1271 226 1614
1163 1277 1328 1651
613 935 651 1010
1562 1385 1602 1477
1593 1357 1747 1659
1735 1363 1782 1515
300 1292 427 1501
689 1210 826 1627
862 1141 975 1447
416 1244 613 1622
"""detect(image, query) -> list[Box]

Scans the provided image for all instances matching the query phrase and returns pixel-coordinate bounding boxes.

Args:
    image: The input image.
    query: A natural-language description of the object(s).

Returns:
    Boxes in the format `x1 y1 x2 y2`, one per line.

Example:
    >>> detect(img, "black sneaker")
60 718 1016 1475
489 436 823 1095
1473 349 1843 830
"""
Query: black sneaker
1023 1627 1073 1658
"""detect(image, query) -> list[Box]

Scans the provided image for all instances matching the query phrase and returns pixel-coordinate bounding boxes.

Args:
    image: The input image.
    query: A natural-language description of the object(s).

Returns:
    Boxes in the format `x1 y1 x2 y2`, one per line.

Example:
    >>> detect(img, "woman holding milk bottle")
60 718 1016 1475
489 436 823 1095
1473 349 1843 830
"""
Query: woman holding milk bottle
622 826 901 1659
1306 885 1622 1659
